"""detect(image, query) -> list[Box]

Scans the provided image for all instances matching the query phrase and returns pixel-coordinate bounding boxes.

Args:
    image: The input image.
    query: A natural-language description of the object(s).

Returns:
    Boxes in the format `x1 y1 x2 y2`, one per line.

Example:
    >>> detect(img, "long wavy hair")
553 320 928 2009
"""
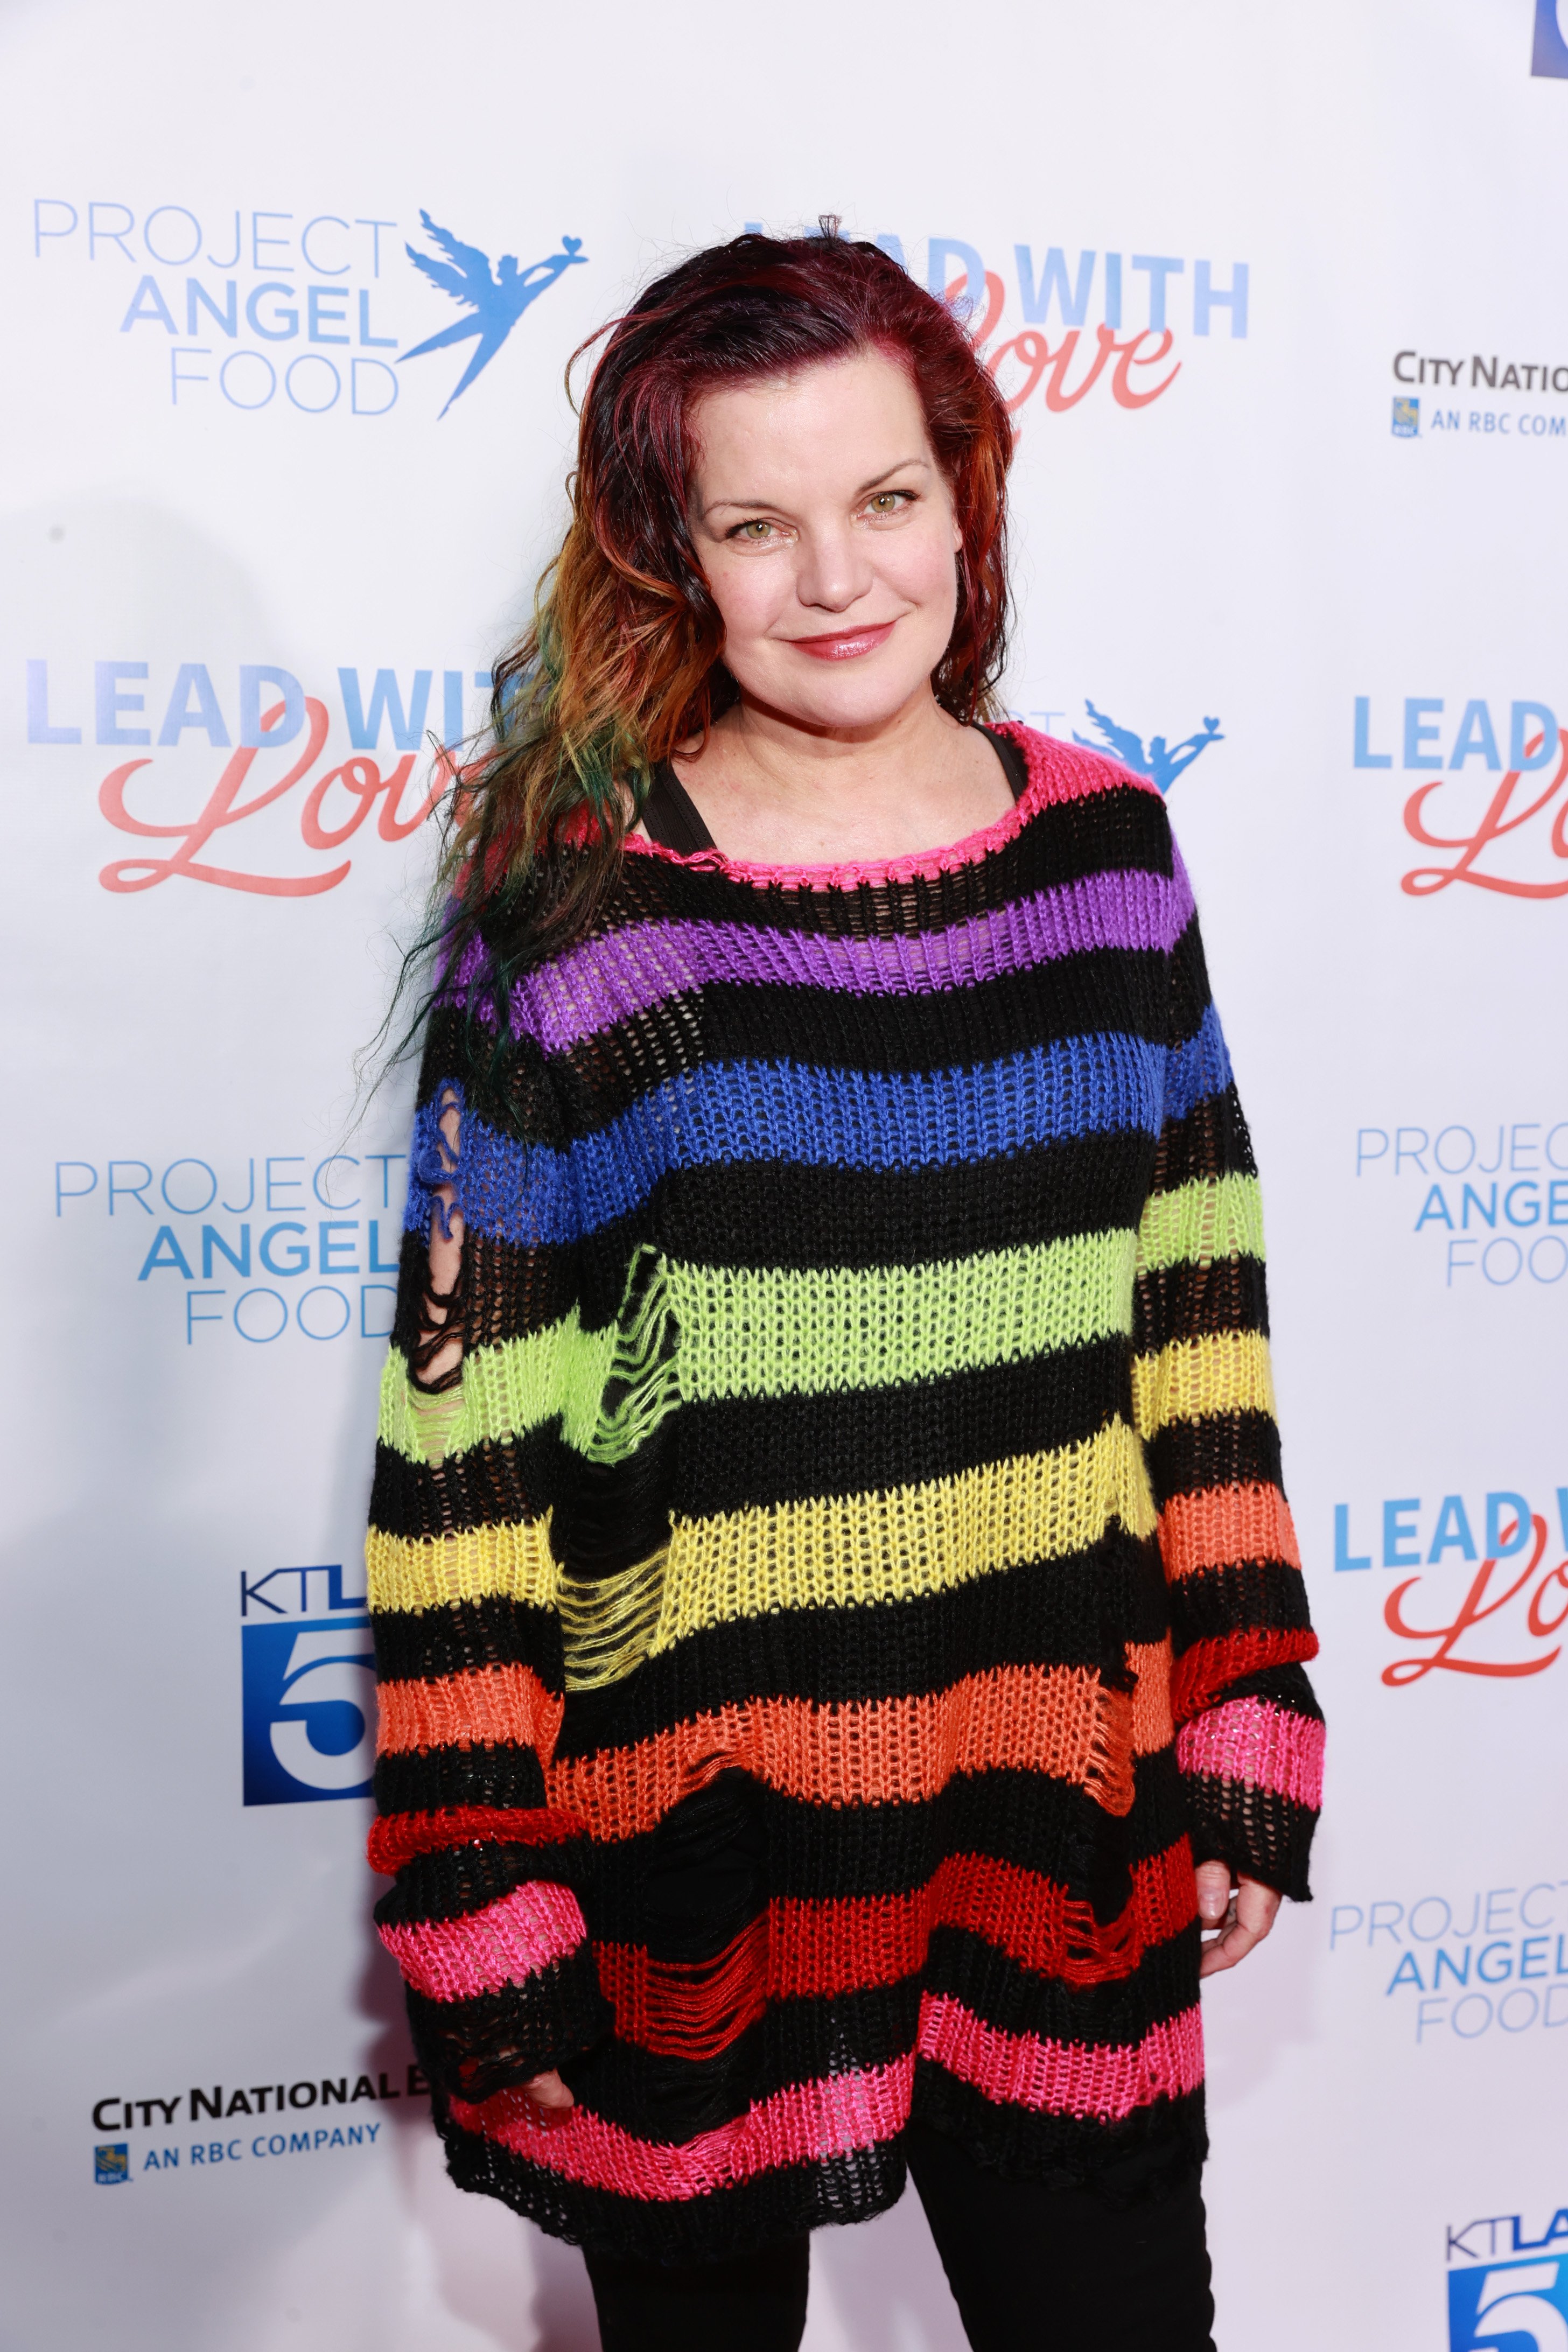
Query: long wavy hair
428 225 1014 1036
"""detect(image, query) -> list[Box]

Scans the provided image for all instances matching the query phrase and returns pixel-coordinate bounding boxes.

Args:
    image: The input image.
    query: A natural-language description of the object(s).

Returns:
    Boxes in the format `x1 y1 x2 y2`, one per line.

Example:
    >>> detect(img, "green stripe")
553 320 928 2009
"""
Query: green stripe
382 1228 1141 1461
668 1229 1136 1401
1136 1174 1263 1274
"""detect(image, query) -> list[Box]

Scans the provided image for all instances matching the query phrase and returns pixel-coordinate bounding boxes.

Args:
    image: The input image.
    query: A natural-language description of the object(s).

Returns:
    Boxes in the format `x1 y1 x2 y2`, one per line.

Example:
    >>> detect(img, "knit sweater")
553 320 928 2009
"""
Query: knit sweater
366 723 1322 2262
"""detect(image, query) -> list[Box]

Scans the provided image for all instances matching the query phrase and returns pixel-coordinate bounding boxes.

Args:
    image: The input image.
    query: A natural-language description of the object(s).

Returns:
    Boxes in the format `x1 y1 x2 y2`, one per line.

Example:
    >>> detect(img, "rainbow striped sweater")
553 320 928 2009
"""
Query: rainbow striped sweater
366 724 1322 2260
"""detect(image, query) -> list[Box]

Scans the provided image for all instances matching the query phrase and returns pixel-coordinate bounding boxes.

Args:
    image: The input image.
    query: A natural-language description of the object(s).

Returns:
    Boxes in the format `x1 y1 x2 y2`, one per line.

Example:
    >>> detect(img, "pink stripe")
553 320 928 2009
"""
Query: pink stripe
1177 1697 1326 1810
917 1995 1204 2121
451 2055 915 2202
379 1881 585 2003
622 730 1152 892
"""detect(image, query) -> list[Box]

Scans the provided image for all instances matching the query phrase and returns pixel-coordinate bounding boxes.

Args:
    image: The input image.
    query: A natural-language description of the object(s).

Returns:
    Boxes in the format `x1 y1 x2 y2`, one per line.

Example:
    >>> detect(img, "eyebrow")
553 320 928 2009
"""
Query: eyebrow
702 456 931 516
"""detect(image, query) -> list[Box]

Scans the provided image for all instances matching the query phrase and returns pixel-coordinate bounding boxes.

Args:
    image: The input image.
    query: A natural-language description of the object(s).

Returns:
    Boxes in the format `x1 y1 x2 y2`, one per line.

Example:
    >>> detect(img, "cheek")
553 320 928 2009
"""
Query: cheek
882 516 961 615
704 554 789 646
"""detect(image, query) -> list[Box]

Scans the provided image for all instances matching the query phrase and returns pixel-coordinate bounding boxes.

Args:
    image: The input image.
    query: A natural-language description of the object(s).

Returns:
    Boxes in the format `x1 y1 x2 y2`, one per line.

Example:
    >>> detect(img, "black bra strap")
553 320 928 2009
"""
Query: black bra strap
641 762 716 852
639 724 1026 854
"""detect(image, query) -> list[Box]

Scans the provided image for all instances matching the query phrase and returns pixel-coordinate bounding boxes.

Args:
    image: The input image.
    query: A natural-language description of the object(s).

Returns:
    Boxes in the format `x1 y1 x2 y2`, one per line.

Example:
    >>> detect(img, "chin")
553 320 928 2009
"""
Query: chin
748 652 945 735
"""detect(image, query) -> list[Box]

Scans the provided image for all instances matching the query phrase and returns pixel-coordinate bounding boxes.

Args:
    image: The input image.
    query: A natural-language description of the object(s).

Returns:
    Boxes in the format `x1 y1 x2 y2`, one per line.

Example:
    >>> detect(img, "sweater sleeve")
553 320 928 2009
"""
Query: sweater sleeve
1132 852 1324 1902
365 1001 611 2101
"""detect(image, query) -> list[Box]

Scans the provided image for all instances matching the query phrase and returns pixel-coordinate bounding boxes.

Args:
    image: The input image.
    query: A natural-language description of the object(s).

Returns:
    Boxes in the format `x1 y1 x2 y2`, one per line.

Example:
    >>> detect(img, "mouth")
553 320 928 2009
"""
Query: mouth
787 621 897 662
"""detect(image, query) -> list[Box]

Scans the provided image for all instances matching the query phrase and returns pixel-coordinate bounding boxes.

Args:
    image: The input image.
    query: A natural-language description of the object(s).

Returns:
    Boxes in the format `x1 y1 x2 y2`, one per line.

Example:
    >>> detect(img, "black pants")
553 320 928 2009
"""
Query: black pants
584 2122 1216 2351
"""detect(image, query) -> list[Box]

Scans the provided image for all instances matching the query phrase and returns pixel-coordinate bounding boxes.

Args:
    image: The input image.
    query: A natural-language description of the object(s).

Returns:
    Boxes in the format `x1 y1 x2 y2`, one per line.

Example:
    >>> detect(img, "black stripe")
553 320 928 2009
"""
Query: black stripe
370 1427 562 1545
554 1540 1171 1762
373 1744 548 1817
656 1125 1158 1267
1167 1559 1314 1649
547 951 1168 1124
1144 1411 1283 1507
372 1593 563 1689
612 779 1175 941
1152 1083 1258 1192
912 2069 1206 2198
1133 1255 1269 1356
674 1338 1132 1516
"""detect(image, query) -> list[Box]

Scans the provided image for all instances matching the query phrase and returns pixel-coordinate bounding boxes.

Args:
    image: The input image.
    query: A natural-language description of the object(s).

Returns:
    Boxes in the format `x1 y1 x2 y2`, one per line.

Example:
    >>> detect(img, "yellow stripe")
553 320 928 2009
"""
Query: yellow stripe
1130 1328 1276 1441
559 1549 669 1692
1136 1174 1263 1276
647 1420 1156 1652
365 1517 559 1617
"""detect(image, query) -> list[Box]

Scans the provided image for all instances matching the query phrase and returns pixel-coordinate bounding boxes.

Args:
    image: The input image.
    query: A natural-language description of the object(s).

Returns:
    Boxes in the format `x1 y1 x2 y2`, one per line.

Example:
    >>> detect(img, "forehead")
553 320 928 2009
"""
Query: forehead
690 348 930 484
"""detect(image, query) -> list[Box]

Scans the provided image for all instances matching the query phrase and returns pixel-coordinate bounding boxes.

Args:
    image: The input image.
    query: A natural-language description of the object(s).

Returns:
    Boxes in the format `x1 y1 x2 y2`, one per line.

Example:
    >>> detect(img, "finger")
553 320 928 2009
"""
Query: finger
1199 1915 1264 1977
1234 1879 1282 1943
523 2069 575 2111
1194 1861 1233 1925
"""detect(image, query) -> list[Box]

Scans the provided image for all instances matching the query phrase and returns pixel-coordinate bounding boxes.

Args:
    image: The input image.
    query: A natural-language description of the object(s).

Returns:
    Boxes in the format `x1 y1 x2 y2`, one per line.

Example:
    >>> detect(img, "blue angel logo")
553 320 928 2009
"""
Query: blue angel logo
1073 700 1223 794
401 212 586 417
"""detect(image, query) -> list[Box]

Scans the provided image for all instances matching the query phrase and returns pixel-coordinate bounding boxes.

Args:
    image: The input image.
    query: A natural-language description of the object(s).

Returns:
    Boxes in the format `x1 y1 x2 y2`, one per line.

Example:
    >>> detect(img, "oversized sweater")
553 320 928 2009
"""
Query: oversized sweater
366 723 1322 2262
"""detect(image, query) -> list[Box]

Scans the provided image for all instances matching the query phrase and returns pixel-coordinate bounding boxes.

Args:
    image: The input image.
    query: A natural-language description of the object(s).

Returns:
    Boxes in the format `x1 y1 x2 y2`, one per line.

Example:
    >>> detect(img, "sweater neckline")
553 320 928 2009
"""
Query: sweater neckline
623 718 1045 894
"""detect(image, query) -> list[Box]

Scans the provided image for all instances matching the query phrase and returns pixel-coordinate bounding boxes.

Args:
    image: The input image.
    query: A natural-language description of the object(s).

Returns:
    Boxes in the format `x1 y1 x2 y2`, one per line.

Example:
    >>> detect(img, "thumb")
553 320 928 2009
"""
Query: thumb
1195 1863 1233 1924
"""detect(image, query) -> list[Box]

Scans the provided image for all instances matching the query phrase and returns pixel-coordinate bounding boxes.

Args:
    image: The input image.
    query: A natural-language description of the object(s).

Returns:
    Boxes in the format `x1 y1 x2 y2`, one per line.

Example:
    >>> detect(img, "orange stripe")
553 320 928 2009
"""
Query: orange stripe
545 1665 1133 1843
375 1662 564 1760
1126 1640 1174 1755
1157 1482 1301 1580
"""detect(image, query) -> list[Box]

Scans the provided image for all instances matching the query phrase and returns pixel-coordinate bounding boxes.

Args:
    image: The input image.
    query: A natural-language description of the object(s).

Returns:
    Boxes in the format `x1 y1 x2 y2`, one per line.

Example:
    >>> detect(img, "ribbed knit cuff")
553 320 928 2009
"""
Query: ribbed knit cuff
1178 1692 1324 1902
405 1940 612 2103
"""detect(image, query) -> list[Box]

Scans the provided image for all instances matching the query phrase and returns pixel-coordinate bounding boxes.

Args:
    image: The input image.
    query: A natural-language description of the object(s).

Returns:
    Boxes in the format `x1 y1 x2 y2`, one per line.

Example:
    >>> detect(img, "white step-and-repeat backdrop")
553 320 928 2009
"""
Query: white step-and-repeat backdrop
4 3 1566 2347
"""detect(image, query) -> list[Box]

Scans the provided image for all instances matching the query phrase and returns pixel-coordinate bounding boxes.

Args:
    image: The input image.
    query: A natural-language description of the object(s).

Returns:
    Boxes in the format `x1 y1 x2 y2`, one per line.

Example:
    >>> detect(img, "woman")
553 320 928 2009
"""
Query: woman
366 228 1322 2351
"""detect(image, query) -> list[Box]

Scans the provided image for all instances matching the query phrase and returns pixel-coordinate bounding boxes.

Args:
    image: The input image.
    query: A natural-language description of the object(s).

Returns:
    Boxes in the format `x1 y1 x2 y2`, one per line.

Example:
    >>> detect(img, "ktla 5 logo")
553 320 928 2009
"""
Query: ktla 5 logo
240 1564 374 1805
1450 2257 1568 2351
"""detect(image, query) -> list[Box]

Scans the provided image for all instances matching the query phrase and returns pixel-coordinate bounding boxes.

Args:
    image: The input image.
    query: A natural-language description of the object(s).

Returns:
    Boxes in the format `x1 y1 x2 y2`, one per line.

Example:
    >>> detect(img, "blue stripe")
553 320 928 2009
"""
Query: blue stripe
1164 1005 1231 1125
406 1032 1174 1248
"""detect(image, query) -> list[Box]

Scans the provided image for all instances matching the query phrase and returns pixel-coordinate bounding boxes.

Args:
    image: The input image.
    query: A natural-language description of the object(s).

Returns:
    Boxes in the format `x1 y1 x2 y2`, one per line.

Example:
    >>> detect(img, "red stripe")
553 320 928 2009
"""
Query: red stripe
1171 1627 1319 1723
367 1806 584 1877
594 1842 1200 2055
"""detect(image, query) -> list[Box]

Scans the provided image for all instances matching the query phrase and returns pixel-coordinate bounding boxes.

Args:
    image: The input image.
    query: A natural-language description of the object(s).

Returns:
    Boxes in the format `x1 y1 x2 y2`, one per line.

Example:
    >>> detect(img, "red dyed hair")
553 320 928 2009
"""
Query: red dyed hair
444 226 1014 964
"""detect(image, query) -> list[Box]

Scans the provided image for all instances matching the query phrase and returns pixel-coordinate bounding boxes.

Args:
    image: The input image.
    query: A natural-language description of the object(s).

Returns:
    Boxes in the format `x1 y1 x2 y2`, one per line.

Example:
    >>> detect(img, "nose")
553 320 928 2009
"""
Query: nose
793 518 874 615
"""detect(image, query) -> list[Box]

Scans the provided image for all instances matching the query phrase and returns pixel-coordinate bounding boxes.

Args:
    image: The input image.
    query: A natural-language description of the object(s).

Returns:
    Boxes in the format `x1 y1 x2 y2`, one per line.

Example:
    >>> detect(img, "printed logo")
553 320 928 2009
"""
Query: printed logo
1390 353 1567 440
1070 702 1222 794
745 228 1249 423
1451 2253 1568 2350
29 199 585 422
402 212 585 415
1332 1878 1568 2048
1350 695 1568 899
240 1564 374 1805
1331 1486 1568 1684
1353 1118 1568 1292
94 2143 129 2184
1533 0 1568 78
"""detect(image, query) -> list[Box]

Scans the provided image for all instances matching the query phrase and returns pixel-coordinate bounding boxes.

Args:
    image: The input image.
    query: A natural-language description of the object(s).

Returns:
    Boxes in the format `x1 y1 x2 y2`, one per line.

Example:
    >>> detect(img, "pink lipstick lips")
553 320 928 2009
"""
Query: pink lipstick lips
789 621 897 661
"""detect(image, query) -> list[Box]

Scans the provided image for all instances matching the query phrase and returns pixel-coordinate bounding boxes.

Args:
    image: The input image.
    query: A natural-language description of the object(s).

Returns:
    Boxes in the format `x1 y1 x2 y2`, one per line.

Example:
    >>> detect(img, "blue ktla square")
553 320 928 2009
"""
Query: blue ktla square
241 1615 376 1804
1450 2255 1568 2349
1392 397 1419 438
1534 1 1568 76
94 2144 129 2184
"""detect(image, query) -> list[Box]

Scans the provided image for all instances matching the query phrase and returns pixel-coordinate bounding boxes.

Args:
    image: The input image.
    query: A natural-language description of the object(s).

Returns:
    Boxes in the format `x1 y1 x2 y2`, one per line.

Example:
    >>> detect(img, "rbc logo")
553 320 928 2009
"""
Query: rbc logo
240 1564 375 1805
1393 397 1420 438
94 2144 129 2184
1450 2257 1568 2350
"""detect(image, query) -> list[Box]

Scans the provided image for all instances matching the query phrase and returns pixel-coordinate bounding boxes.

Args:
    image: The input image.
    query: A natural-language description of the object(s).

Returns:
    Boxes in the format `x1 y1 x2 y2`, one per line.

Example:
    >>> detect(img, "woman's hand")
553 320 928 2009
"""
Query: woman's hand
522 2069 575 2112
1195 1861 1282 1978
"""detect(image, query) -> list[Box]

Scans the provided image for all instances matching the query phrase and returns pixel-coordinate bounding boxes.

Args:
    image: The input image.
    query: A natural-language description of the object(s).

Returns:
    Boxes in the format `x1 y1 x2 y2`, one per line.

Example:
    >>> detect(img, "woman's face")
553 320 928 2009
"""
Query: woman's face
687 347 963 733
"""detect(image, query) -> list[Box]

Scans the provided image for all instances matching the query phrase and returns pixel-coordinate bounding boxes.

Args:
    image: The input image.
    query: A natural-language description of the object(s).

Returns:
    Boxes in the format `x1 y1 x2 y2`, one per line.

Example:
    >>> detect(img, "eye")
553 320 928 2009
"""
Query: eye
729 517 779 542
864 489 915 519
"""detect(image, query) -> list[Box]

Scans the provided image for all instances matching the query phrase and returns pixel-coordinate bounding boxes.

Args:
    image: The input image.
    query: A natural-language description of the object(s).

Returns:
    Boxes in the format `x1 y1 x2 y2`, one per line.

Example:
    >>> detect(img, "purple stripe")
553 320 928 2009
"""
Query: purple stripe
512 866 1192 1055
